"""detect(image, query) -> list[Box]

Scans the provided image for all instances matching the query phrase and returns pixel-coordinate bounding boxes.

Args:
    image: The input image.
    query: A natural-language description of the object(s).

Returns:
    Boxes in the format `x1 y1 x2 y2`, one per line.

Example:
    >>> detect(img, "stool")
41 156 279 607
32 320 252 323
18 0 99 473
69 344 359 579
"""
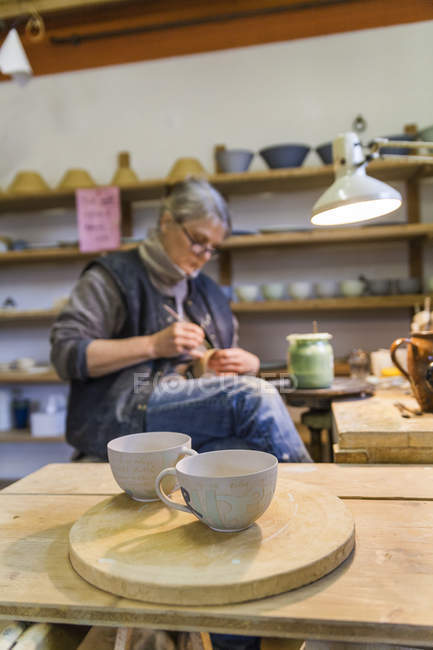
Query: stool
301 410 333 463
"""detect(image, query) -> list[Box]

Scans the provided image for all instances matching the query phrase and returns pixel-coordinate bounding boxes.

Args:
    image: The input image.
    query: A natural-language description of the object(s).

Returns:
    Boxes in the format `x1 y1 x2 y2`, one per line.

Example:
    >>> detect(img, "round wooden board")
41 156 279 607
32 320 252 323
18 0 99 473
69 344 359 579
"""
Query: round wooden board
69 476 355 606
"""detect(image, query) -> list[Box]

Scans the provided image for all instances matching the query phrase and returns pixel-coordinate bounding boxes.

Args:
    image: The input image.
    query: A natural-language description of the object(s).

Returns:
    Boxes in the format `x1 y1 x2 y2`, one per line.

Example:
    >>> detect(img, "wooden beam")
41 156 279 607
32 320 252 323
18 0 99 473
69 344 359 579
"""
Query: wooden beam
0 0 431 78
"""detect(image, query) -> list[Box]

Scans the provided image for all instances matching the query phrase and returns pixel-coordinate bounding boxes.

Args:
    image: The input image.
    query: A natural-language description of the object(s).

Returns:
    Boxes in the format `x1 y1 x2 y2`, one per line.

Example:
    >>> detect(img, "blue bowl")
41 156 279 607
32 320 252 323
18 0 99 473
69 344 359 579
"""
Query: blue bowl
216 149 254 173
259 144 310 168
316 142 333 164
374 134 415 156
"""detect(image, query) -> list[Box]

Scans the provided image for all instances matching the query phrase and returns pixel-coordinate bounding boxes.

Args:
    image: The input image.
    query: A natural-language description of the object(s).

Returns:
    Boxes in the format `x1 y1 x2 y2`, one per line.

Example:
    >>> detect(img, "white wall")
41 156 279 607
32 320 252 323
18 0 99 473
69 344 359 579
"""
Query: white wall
1 20 433 411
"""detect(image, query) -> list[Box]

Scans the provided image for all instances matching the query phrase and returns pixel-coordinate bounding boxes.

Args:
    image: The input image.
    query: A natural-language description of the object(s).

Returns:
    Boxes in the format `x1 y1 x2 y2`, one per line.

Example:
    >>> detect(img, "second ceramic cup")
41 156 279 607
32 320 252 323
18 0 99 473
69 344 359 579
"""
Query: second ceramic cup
107 431 196 502
155 449 278 532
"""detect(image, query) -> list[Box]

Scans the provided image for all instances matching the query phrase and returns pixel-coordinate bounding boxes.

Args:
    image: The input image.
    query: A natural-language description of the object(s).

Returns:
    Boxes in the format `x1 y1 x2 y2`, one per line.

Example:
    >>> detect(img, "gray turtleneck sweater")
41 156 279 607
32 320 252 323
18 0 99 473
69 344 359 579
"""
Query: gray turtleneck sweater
50 231 238 381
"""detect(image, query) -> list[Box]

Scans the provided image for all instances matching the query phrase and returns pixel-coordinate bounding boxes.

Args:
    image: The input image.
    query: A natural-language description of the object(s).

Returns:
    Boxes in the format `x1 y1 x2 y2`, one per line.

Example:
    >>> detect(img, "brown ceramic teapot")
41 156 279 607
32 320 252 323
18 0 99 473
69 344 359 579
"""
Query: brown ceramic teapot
390 332 433 412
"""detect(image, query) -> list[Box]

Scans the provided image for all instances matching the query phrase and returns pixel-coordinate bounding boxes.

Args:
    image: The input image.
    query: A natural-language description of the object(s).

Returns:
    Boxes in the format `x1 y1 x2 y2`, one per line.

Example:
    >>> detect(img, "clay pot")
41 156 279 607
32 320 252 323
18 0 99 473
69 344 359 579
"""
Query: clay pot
57 168 96 190
110 151 139 186
166 157 208 184
390 332 433 412
8 171 50 194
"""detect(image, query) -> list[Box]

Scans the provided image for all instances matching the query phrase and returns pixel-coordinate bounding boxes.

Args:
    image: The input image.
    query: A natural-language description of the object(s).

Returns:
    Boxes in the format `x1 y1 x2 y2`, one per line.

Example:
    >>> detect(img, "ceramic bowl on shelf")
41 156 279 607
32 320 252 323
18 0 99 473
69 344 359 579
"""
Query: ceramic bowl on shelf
166 157 208 184
111 152 139 186
315 142 333 165
261 282 286 300
216 149 254 173
288 281 312 300
314 280 339 298
340 280 365 297
57 168 96 190
259 144 310 169
374 134 415 156
235 284 261 302
397 277 421 294
8 171 50 194
363 278 392 296
418 125 433 142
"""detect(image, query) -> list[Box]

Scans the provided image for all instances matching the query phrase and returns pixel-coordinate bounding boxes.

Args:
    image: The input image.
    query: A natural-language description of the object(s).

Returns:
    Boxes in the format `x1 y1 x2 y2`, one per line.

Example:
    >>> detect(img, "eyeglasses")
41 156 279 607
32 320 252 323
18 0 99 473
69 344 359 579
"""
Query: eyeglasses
180 224 219 259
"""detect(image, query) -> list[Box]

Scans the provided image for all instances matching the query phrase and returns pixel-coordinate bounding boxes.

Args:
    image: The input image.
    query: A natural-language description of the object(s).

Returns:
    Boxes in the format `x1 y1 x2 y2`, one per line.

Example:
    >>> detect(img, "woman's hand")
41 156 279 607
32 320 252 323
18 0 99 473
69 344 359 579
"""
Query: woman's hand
207 347 260 375
150 322 205 359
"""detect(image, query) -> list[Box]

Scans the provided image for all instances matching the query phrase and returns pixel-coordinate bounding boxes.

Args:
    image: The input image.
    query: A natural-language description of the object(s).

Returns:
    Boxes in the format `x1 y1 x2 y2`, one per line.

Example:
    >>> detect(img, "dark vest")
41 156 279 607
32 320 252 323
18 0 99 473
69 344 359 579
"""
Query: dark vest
66 249 234 459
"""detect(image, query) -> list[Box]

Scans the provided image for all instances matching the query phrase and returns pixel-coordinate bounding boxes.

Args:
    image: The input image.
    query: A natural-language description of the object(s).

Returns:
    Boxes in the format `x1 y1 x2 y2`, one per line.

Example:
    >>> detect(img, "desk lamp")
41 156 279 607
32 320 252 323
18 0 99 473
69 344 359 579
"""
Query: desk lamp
312 131 433 226
0 28 32 85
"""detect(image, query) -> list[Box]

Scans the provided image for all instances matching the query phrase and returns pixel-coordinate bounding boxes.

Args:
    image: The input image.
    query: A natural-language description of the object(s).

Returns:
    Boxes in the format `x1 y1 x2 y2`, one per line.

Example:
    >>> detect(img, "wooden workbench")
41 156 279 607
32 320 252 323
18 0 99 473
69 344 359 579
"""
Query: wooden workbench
2 462 433 647
333 388 433 463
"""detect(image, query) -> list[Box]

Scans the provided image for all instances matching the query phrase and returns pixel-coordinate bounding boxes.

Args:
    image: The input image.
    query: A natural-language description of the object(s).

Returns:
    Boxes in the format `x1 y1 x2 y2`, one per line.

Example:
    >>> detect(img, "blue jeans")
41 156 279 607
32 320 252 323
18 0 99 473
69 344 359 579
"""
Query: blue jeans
147 375 311 650
147 374 312 462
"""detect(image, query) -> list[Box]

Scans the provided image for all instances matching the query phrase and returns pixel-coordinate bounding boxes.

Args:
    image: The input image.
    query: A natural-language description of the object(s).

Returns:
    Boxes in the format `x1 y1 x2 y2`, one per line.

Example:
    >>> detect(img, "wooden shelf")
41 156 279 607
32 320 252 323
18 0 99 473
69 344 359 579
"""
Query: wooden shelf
221 222 433 251
0 309 60 323
1 223 432 267
0 430 65 443
0 370 62 383
0 159 432 215
0 242 138 266
2 293 430 323
231 294 429 313
211 158 433 196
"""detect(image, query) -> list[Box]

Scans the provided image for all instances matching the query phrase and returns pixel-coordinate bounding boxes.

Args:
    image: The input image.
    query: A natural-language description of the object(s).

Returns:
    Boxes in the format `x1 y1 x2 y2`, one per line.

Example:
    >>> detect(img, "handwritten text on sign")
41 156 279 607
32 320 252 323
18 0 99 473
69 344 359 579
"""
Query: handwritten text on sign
76 187 121 252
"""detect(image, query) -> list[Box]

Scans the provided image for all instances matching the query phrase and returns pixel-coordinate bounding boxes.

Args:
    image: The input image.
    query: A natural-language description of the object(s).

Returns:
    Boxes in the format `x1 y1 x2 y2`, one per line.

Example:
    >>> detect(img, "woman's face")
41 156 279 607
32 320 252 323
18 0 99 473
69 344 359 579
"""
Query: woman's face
160 211 226 275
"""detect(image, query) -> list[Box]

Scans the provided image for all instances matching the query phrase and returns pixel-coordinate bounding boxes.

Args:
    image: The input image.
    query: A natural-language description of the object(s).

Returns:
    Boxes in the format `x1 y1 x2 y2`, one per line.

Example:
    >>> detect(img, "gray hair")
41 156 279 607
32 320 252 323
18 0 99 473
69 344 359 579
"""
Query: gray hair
160 178 231 236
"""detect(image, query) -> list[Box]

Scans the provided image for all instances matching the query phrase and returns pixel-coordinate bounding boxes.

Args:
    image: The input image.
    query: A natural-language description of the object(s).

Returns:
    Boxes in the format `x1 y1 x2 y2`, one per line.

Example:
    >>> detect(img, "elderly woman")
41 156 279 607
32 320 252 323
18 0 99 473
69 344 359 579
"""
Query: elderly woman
50 178 311 465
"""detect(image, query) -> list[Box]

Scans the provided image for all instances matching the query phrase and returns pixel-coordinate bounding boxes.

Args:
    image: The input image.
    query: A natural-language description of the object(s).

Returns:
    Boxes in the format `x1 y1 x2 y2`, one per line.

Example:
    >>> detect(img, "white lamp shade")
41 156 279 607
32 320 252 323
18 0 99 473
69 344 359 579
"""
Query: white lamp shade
312 169 402 226
0 28 32 84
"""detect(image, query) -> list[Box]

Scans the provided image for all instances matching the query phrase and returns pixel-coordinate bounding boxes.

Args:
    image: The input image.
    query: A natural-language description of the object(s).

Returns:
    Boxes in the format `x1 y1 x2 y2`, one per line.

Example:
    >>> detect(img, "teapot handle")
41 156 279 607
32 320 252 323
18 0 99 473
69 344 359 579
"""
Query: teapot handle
426 362 433 389
390 338 411 382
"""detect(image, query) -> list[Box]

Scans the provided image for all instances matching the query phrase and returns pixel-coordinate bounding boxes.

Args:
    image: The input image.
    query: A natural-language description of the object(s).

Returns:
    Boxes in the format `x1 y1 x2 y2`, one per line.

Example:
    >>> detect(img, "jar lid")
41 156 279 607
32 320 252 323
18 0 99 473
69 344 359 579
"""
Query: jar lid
286 332 333 342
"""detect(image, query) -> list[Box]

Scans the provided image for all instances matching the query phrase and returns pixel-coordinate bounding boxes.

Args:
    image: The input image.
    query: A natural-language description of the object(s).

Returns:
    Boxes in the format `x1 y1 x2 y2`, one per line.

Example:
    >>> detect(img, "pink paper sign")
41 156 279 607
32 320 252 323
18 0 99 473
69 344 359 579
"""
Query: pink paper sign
76 187 121 252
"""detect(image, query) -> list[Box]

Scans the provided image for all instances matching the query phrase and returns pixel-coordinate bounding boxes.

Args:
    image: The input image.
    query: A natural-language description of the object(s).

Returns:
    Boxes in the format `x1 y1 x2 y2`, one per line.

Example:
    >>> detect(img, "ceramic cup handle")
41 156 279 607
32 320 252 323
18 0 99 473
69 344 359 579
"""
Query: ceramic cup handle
155 448 197 515
155 467 192 514
178 446 197 461
390 338 411 381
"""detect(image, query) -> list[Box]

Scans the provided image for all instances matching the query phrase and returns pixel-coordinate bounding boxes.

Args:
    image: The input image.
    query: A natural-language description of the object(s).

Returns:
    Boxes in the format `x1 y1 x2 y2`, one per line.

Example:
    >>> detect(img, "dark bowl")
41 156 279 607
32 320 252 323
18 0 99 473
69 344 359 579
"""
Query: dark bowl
259 144 310 169
316 142 333 164
373 133 415 156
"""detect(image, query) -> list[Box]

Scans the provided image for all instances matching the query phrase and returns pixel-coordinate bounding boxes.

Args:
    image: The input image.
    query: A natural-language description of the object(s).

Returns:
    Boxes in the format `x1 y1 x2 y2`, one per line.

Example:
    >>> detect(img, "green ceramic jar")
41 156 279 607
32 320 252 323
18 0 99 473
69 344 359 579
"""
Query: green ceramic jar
287 333 334 389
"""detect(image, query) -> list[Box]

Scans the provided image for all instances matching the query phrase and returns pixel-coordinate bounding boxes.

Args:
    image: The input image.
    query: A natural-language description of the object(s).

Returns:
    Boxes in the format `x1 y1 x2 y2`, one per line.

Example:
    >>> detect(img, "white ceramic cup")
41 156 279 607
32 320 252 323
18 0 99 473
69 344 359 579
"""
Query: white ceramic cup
107 431 197 502
340 280 365 297
155 449 278 532
261 282 286 300
234 284 260 302
15 357 35 371
288 281 312 300
315 280 339 298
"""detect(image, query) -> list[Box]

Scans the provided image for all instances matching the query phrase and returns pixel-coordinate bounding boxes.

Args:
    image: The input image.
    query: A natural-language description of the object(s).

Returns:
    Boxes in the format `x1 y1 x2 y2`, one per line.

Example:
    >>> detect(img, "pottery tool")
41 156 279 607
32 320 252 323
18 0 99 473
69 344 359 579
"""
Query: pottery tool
162 303 213 350
394 402 411 418
162 302 183 322
394 401 423 416
394 401 423 418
